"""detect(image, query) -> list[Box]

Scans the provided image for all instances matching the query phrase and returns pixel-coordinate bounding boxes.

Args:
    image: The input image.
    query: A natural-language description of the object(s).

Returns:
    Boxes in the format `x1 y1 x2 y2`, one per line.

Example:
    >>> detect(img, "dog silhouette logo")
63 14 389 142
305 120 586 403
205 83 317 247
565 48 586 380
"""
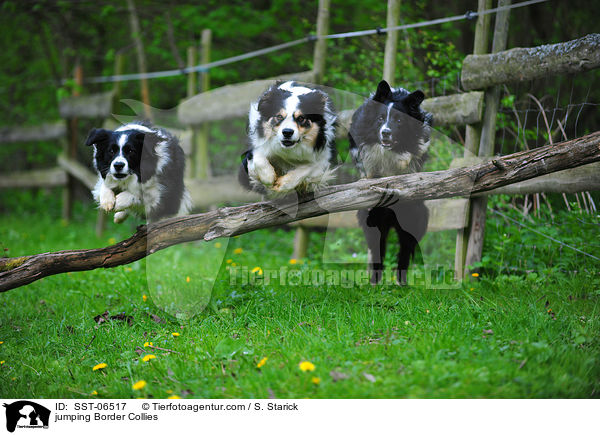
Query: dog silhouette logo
3 401 50 432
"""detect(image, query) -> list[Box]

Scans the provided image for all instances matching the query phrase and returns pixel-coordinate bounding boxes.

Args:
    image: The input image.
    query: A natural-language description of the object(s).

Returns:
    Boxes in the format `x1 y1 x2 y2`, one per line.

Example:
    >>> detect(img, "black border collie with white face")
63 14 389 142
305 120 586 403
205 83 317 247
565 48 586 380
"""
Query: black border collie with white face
238 81 337 196
349 80 433 284
86 121 191 223
349 80 432 178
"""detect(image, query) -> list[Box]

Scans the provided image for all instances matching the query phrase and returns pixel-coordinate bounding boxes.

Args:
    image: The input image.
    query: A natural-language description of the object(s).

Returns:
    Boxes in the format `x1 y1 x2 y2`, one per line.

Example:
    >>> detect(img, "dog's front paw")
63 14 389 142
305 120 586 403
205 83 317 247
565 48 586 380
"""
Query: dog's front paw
256 166 276 187
114 192 136 212
113 211 129 224
99 189 116 212
273 173 300 192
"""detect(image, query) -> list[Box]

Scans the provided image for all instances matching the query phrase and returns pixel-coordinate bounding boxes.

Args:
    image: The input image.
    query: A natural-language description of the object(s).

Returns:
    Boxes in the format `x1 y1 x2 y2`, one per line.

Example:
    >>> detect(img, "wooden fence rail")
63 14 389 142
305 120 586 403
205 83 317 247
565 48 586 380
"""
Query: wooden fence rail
461 33 600 91
0 121 66 144
178 71 315 125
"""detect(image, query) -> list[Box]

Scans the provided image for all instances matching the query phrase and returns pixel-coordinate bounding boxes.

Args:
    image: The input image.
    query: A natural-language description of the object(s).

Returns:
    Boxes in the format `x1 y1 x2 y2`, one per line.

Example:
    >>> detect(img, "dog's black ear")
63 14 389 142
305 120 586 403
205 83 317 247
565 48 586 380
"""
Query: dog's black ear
405 90 425 108
85 128 110 146
373 80 392 102
297 90 327 116
130 131 146 148
257 85 282 118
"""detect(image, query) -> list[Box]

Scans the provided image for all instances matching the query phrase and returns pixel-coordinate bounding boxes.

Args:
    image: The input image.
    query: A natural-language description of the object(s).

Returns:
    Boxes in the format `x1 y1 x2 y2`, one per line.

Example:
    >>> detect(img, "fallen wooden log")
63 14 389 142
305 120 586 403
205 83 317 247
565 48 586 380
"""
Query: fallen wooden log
1 131 599 292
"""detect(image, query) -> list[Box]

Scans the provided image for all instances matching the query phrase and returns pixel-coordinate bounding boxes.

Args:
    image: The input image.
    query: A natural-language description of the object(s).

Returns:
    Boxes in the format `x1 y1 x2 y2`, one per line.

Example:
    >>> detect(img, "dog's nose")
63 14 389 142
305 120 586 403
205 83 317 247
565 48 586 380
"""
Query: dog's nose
113 162 125 171
381 128 392 139
282 128 294 138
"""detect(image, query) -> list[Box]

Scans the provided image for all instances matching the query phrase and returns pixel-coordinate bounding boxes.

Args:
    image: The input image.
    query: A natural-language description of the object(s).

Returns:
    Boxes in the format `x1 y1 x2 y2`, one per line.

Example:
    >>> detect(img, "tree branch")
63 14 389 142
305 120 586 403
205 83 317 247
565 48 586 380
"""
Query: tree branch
1 131 600 292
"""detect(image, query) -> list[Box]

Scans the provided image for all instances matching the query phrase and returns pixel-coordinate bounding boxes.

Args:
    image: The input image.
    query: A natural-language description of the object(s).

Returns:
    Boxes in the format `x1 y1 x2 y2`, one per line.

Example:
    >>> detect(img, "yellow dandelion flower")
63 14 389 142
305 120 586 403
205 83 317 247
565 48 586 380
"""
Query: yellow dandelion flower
289 258 298 265
311 377 321 385
125 267 132 272
108 237 116 245
251 266 263 275
233 248 243 254
167 395 181 399
0 361 5 365
215 242 222 248
231 262 237 267
92 363 107 371
471 272 479 278
172 332 180 337
299 361 315 372
132 380 147 390
143 342 153 348
257 357 268 368
186 276 191 283
226 259 232 264
91 390 98 396
142 354 156 362
0 341 3 344
470 287 475 291
142 294 148 302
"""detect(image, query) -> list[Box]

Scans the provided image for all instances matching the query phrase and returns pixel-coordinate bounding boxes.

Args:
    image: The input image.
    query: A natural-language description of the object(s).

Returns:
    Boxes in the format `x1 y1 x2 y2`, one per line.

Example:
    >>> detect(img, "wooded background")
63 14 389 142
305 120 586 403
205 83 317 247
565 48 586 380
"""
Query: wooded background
0 0 597 128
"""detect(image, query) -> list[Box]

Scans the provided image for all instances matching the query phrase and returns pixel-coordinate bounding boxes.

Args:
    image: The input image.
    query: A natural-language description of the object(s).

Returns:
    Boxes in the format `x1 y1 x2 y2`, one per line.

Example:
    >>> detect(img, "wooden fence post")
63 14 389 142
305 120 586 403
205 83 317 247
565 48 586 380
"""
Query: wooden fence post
190 29 212 181
199 29 211 93
126 0 152 120
464 0 512 275
383 0 401 86
312 0 330 85
96 53 124 237
186 46 197 98
454 0 492 278
185 45 196 180
62 63 82 222
292 0 330 259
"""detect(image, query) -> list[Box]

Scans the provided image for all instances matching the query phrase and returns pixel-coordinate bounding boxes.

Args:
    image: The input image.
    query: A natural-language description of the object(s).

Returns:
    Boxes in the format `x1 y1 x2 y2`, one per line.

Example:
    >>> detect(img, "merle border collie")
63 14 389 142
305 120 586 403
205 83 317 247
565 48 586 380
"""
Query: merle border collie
238 81 337 196
85 121 191 223
349 80 433 284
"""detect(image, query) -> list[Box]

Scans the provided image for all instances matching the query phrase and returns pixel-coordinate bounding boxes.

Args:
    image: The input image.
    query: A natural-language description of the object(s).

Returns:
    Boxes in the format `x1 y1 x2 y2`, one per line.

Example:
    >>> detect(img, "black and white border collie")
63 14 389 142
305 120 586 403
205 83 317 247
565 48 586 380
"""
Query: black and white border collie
238 81 337 196
85 121 191 223
349 80 433 284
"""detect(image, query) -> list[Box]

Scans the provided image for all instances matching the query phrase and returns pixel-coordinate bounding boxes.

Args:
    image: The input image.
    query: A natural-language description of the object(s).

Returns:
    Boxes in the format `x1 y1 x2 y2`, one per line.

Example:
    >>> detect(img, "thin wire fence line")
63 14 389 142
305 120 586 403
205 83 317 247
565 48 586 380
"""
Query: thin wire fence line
491 209 600 262
79 0 549 85
323 0 547 39
85 37 310 84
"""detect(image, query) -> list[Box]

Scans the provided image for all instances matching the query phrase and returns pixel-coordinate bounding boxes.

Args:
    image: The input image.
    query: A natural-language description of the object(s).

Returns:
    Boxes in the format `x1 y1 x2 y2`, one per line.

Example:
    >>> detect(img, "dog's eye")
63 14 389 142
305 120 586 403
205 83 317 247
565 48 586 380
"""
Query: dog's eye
275 114 284 122
377 115 385 122
296 115 304 123
110 145 119 154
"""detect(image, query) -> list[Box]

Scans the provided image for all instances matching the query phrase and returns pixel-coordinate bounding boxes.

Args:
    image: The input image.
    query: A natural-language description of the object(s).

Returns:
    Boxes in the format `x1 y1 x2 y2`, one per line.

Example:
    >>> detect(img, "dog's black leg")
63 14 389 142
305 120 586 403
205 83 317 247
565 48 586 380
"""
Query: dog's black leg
389 200 429 285
237 151 253 190
395 228 419 285
358 208 391 285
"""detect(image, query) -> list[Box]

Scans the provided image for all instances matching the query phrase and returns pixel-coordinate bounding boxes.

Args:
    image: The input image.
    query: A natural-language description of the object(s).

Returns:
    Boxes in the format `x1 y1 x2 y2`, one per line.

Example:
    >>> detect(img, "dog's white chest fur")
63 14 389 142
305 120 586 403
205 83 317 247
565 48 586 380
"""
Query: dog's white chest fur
358 146 413 178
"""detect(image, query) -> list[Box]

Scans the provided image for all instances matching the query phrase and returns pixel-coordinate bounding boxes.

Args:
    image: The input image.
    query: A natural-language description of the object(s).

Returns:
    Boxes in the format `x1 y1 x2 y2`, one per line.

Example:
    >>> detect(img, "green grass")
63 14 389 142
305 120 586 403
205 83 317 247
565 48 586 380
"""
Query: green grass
1 190 599 398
